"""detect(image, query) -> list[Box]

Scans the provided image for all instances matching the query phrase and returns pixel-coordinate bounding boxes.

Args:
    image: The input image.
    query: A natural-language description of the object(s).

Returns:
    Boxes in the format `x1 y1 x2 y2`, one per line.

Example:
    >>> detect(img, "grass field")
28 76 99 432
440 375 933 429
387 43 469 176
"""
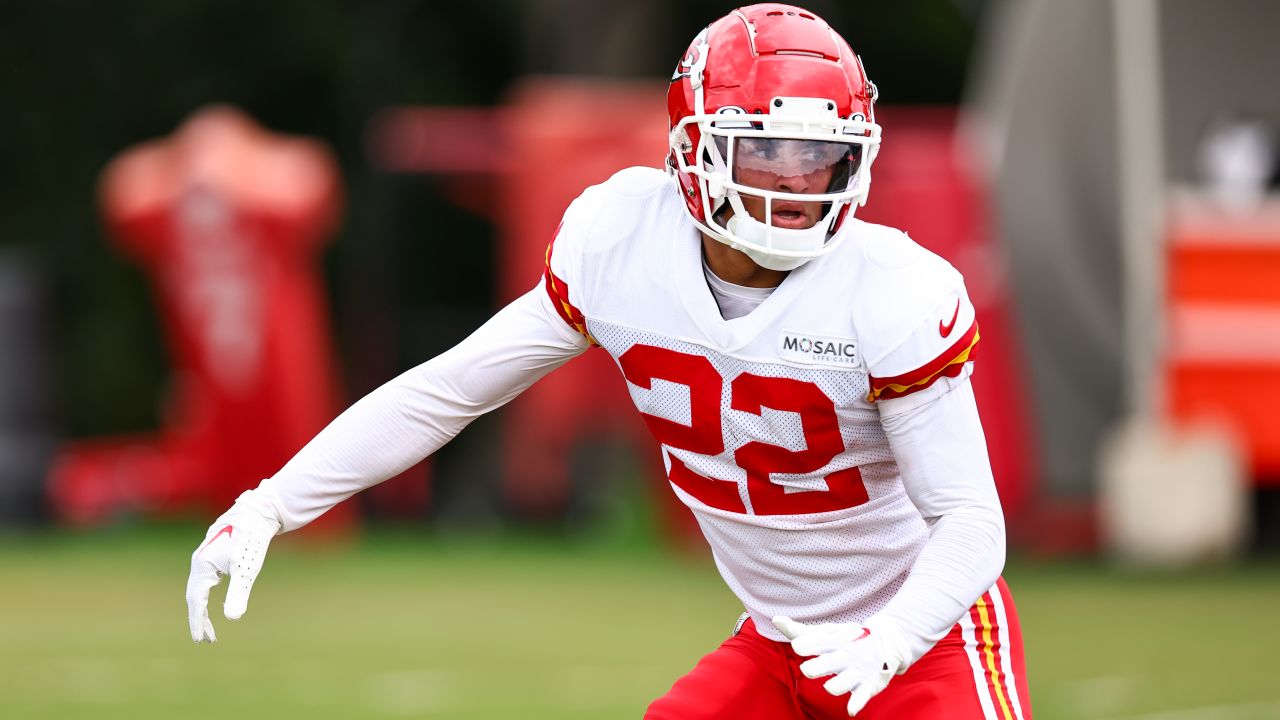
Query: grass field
2 526 1279 719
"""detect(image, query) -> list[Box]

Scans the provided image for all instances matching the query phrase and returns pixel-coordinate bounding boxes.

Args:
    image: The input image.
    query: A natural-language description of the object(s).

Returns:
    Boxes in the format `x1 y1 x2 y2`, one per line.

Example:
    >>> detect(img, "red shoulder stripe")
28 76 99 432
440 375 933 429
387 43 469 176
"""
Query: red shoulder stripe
543 223 597 345
868 321 979 402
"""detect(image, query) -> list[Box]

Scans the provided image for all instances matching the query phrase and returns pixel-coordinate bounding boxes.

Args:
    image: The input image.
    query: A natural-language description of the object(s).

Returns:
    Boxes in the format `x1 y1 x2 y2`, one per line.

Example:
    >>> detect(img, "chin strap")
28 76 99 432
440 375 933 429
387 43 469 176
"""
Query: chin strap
723 212 832 272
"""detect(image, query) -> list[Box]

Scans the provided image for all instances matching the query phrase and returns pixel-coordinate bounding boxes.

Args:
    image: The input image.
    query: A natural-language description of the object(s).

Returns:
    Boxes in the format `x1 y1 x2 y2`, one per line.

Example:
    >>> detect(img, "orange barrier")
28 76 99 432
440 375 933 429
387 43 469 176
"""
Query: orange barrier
1165 196 1280 483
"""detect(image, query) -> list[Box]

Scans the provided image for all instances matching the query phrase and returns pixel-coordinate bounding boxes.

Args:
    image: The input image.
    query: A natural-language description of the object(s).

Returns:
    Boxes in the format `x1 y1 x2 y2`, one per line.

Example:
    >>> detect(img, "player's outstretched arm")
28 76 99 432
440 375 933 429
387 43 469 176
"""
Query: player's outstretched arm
184 287 588 642
258 287 589 532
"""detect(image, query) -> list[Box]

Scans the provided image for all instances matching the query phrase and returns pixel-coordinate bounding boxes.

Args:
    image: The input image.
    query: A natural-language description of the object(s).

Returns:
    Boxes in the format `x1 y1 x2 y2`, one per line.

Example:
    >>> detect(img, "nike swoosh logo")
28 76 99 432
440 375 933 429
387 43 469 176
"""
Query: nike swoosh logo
854 628 871 642
197 524 234 557
939 299 961 338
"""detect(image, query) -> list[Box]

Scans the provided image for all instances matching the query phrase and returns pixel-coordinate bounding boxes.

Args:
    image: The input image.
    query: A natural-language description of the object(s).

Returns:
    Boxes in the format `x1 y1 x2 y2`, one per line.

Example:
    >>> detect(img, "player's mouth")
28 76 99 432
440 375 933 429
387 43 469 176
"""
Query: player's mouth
770 203 819 229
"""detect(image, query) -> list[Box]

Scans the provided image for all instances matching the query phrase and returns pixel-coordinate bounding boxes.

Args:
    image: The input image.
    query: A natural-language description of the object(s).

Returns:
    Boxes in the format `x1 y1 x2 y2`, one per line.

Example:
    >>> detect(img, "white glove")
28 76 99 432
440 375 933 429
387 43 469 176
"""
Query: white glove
772 614 910 716
186 489 283 643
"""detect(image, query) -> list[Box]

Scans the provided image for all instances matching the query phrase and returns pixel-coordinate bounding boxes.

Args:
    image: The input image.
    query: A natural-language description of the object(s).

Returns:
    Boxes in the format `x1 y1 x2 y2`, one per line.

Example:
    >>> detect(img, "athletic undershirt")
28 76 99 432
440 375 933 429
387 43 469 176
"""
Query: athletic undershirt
702 256 777 320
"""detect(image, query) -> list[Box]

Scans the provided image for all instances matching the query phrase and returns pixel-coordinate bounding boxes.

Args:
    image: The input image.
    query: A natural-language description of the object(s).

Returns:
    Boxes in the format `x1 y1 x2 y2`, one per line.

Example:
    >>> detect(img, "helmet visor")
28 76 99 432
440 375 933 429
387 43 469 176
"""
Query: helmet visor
722 137 862 193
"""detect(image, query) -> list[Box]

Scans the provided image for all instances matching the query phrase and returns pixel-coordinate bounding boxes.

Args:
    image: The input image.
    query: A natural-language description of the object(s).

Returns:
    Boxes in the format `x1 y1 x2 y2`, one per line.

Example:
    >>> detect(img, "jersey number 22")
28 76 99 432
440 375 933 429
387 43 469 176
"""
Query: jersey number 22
620 344 868 516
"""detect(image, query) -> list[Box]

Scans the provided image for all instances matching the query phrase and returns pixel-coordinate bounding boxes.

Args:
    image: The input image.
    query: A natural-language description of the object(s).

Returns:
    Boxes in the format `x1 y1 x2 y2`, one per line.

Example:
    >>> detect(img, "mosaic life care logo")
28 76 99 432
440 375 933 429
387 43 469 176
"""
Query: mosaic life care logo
778 331 861 368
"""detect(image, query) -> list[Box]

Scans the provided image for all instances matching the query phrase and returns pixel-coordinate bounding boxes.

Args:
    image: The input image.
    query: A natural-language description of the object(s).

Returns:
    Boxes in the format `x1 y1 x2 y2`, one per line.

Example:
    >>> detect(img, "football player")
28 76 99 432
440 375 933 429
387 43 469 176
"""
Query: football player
186 4 1032 718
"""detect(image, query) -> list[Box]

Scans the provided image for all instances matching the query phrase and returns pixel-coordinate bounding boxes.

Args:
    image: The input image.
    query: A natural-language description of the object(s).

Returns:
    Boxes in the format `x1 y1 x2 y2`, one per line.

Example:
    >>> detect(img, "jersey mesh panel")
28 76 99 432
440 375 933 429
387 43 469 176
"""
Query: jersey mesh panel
590 319 927 631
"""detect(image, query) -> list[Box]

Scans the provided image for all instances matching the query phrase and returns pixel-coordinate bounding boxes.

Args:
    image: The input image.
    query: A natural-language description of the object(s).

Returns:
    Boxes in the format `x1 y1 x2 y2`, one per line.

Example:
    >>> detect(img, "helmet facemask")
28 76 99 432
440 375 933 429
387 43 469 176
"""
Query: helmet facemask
672 97 880 271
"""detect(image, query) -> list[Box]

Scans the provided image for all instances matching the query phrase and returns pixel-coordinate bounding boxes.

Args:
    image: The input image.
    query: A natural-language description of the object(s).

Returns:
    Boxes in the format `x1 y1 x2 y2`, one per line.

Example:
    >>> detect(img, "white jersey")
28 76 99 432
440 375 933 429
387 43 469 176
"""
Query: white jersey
543 167 986 642
259 165 1003 665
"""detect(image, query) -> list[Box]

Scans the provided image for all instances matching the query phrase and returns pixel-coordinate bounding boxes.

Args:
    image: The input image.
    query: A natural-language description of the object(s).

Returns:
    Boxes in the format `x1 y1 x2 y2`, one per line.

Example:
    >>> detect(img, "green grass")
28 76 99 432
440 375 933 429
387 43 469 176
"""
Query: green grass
1012 559 1280 719
1 526 1279 719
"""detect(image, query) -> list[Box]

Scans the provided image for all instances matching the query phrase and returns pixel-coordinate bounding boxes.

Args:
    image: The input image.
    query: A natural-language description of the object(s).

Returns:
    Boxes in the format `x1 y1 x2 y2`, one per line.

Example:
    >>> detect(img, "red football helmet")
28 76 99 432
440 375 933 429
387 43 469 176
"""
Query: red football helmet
667 4 880 270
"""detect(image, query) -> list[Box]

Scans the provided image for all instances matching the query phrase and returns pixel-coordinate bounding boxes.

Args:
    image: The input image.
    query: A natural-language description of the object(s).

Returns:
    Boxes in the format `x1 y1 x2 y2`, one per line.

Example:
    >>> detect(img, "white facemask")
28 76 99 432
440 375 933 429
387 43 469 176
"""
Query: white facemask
724 211 831 271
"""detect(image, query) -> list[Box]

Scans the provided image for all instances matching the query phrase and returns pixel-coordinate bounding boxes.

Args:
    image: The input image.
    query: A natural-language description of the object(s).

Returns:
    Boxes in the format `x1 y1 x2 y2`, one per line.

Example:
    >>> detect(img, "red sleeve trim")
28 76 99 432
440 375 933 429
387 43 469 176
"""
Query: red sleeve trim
543 223 597 346
867 321 980 402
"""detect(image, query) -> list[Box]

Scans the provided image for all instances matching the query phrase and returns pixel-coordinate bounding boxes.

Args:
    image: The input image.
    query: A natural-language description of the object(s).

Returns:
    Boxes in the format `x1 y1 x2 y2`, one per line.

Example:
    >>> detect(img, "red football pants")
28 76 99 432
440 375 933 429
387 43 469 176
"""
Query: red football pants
646 578 1031 719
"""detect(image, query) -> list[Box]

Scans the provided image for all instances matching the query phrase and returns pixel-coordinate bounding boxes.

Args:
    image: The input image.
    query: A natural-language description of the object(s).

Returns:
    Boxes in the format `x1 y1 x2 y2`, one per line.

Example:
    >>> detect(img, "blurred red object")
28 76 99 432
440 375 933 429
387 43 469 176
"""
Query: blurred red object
48 106 402 529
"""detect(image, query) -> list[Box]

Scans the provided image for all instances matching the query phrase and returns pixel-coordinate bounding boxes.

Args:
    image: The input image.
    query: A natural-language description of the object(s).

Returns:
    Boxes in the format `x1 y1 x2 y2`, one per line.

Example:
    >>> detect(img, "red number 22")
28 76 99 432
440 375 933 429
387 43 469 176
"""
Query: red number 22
619 344 867 515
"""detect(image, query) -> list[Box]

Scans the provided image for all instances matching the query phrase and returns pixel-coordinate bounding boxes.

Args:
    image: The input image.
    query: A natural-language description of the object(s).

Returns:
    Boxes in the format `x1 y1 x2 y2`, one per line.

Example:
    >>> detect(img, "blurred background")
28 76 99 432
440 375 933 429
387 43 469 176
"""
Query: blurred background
2 0 1280 718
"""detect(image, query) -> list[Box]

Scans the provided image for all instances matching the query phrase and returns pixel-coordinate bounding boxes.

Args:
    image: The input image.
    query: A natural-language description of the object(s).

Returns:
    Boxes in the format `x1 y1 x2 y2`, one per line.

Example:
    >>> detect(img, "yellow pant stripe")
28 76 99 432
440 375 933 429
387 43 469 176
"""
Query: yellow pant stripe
975 595 1016 720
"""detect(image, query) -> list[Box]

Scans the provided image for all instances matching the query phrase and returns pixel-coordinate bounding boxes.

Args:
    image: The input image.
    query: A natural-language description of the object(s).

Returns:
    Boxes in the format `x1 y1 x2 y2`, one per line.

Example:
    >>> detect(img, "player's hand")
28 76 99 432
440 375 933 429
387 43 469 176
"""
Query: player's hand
772 615 909 716
185 489 282 643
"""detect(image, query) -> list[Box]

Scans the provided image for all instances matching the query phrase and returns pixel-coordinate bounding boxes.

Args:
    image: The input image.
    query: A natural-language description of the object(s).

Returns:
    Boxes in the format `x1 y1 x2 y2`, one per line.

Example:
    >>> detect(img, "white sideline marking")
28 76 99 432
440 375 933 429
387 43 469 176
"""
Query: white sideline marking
1103 700 1280 720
